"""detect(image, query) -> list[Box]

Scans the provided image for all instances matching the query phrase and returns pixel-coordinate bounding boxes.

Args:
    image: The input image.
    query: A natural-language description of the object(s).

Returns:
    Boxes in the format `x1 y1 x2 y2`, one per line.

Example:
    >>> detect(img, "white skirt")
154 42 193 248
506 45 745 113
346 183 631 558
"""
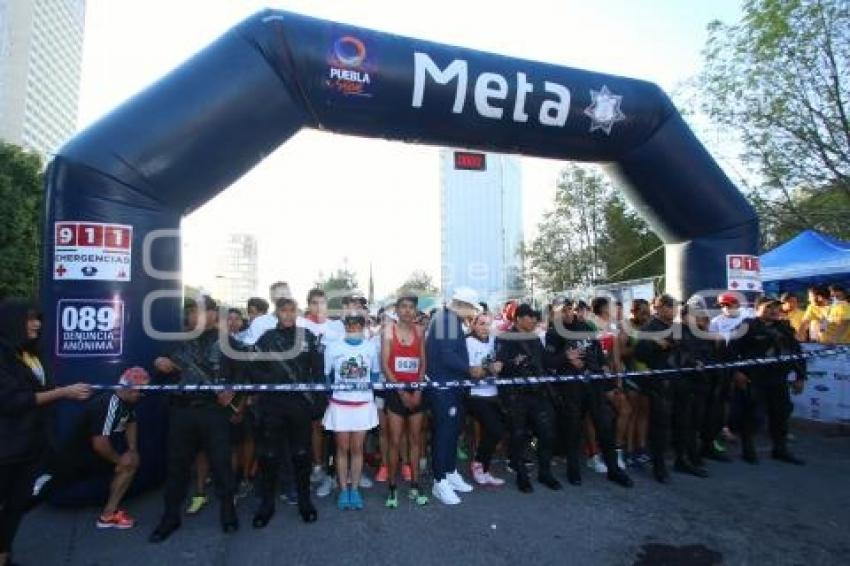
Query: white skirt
322 400 379 432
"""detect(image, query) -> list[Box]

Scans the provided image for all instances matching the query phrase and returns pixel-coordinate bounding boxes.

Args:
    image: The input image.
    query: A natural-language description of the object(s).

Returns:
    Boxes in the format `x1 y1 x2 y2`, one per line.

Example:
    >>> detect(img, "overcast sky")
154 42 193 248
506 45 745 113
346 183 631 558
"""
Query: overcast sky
76 0 743 302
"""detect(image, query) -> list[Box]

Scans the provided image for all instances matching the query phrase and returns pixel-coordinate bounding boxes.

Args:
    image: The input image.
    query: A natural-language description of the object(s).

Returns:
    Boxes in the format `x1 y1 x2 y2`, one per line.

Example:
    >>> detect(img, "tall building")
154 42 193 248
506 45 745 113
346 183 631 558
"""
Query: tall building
211 233 259 308
440 149 524 305
0 0 86 157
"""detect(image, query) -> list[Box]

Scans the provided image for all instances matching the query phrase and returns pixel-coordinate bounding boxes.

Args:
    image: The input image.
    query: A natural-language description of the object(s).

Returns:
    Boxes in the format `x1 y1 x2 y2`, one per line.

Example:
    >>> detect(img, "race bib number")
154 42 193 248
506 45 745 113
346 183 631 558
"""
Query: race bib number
395 356 420 373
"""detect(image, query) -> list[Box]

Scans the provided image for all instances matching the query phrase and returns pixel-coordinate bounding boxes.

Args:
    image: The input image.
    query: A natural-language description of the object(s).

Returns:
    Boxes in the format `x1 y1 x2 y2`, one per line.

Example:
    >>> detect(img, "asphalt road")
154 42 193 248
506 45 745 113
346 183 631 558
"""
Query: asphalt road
15 426 850 566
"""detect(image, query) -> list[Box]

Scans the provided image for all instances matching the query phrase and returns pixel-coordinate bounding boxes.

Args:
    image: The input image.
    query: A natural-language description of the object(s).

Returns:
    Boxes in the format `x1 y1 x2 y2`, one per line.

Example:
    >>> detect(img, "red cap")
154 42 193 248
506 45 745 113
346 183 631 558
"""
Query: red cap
717 292 740 306
119 366 150 386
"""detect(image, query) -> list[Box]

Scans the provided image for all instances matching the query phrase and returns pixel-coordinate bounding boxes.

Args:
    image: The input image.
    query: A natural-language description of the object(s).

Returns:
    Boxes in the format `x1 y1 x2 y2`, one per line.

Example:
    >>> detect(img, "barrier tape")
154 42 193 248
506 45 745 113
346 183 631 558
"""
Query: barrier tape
88 345 850 392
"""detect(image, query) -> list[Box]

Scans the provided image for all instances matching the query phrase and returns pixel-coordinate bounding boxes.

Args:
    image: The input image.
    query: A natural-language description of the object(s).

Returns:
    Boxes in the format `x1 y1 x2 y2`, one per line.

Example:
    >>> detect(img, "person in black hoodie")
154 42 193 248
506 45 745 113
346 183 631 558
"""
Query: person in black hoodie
544 297 633 488
148 296 239 543
0 299 91 565
495 304 561 493
250 297 323 528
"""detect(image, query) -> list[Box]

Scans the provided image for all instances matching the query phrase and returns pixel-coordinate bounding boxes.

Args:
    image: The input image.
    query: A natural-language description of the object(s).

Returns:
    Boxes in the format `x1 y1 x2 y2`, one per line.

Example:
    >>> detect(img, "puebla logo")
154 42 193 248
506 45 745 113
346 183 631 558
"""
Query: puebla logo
328 35 373 97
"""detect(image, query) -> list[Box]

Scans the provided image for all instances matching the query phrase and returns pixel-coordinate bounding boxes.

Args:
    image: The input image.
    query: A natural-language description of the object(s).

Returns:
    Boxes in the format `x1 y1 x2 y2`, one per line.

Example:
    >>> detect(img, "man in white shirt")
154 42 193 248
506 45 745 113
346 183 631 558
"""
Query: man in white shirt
709 292 751 342
240 282 292 346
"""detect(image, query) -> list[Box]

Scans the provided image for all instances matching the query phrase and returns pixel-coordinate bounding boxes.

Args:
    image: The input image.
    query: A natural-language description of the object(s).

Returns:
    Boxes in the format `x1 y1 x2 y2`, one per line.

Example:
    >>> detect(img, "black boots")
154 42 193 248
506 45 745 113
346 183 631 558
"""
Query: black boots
253 498 275 529
516 472 533 493
607 468 634 488
538 471 563 491
221 498 239 533
674 457 709 478
295 453 318 523
149 516 180 543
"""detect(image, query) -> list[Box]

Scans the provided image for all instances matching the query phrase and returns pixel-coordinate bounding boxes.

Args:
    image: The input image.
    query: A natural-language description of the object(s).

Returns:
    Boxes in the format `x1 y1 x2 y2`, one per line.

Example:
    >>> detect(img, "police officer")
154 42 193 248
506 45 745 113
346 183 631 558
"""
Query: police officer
149 296 239 543
544 298 633 488
251 297 323 528
730 296 805 465
496 304 561 493
634 294 705 483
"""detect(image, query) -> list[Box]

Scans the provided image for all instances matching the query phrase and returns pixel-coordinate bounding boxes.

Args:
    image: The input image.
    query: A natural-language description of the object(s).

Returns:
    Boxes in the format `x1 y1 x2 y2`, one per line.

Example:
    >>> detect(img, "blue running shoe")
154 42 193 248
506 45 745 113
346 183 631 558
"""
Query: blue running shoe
349 489 364 510
337 487 352 511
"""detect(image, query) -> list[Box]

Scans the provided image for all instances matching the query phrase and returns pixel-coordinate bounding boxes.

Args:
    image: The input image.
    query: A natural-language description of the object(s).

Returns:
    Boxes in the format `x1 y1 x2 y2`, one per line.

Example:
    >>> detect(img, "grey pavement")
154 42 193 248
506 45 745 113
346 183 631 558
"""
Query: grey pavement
15 426 850 566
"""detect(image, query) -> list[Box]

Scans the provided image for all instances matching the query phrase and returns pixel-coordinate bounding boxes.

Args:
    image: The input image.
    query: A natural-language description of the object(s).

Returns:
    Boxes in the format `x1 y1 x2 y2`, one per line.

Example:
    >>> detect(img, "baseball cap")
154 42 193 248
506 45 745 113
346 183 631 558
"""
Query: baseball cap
717 292 740 306
451 287 480 307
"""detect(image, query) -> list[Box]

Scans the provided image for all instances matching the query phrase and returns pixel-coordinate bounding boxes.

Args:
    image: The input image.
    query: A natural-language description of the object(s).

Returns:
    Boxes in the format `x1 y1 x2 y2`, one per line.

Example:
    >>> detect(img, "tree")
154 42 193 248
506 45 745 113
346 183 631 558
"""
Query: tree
598 193 664 281
396 270 439 297
700 0 850 245
0 143 43 299
526 165 611 291
315 266 359 311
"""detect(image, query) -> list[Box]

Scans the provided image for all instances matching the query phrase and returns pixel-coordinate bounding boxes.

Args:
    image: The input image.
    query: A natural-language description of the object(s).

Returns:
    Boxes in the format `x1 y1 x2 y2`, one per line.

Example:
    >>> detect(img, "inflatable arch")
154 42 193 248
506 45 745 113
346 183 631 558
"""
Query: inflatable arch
42 10 757 492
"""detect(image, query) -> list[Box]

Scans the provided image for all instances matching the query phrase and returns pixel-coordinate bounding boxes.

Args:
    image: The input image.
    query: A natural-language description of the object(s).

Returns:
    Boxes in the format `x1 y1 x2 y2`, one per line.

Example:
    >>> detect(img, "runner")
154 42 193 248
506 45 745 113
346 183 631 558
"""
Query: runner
382 295 429 507
323 311 381 511
465 313 506 487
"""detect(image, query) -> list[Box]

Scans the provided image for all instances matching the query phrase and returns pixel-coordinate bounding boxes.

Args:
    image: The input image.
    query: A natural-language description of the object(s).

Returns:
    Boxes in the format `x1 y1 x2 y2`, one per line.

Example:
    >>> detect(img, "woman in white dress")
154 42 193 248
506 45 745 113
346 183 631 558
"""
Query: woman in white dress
323 312 380 510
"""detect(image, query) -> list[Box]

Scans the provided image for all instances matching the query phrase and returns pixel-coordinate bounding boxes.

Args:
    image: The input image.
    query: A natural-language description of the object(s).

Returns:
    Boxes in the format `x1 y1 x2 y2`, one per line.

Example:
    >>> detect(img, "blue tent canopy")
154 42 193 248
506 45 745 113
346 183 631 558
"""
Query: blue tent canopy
761 230 850 291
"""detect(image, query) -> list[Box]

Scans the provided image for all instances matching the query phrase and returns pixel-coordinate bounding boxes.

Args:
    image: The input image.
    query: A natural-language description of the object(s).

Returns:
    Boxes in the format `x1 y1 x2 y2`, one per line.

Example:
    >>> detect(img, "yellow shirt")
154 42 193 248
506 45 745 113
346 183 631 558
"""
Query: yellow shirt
801 303 829 341
822 301 850 344
784 308 805 332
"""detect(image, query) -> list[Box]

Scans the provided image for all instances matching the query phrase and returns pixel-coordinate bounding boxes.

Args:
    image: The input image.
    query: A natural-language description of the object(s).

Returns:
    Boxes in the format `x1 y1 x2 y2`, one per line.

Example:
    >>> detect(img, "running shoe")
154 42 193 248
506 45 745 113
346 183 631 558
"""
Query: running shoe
375 465 389 482
636 450 652 465
587 454 608 474
96 509 135 529
385 488 399 509
409 488 429 506
457 446 469 461
471 461 488 485
310 465 325 484
337 487 352 511
432 479 461 505
349 489 364 510
235 479 253 501
186 495 208 515
359 475 373 489
446 470 473 493
616 449 627 470
316 475 334 498
401 464 413 482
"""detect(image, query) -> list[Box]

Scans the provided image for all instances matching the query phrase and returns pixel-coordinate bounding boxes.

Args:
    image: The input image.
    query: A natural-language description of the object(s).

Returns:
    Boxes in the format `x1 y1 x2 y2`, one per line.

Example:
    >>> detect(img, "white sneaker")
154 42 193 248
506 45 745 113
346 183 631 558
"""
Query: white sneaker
32 473 52 497
316 475 334 498
359 475 373 489
432 479 461 505
310 465 325 484
446 470 473 493
616 449 627 470
471 461 488 485
587 454 608 474
482 471 505 487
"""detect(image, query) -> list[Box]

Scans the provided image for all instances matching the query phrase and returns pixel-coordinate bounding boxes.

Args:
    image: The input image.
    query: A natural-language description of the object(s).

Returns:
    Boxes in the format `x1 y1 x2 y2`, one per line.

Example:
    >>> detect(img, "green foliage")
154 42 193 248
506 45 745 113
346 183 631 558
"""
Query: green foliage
0 143 43 299
526 165 662 293
599 194 664 281
396 270 439 298
315 267 359 311
700 0 850 246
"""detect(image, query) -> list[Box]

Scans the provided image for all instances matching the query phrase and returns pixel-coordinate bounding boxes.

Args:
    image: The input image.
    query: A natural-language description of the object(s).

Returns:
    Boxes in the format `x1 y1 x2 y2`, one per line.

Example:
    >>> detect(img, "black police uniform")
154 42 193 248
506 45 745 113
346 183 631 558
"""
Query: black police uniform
544 320 632 487
729 317 805 464
678 324 730 463
150 328 238 542
634 316 692 482
495 327 561 492
251 324 323 527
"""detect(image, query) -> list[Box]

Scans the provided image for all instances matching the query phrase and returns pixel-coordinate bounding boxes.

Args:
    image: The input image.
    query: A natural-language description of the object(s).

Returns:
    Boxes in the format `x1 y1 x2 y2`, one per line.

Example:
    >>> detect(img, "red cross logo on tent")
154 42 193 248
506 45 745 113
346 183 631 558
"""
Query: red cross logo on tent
730 280 739 289
55 264 67 277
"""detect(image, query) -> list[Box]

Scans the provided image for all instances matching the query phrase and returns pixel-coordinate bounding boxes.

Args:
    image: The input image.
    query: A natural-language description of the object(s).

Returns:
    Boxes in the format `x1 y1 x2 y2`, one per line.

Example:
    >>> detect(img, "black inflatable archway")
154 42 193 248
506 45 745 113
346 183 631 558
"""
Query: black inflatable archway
42 10 757 494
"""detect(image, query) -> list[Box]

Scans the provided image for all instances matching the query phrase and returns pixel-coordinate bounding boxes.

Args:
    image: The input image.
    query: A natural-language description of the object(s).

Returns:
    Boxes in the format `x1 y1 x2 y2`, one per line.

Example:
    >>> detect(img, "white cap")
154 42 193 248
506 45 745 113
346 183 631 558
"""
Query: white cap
451 286 480 308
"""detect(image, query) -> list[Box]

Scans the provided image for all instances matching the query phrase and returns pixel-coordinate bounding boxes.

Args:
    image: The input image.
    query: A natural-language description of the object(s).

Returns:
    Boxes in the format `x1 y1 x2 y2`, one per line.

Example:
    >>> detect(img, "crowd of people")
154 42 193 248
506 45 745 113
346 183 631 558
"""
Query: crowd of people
0 281 848 563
